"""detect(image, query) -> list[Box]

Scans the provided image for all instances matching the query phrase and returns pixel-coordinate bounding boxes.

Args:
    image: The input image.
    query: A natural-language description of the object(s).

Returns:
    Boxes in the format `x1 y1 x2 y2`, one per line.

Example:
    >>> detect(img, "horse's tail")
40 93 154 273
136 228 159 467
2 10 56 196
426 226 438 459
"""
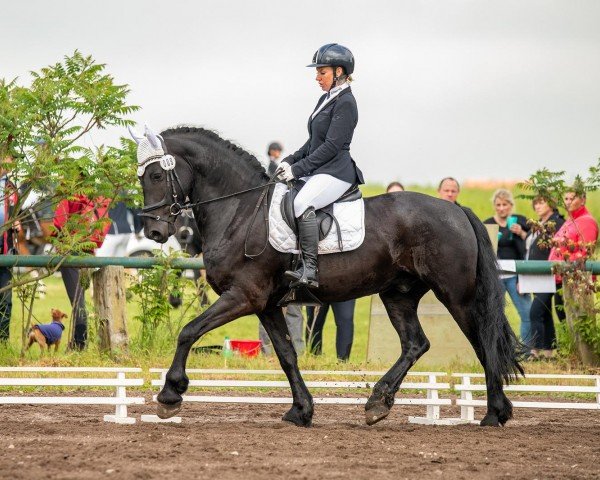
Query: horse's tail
461 206 525 383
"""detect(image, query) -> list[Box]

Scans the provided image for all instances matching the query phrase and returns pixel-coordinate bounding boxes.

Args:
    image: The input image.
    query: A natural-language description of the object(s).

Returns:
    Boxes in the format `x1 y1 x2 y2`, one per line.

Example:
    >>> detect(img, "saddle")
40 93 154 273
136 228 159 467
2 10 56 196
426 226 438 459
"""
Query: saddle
279 181 362 251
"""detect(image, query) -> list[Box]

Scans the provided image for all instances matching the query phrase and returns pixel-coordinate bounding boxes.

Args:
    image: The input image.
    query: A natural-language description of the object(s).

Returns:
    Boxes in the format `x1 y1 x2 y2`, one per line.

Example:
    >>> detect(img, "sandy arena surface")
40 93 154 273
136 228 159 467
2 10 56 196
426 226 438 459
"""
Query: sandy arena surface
0 393 598 480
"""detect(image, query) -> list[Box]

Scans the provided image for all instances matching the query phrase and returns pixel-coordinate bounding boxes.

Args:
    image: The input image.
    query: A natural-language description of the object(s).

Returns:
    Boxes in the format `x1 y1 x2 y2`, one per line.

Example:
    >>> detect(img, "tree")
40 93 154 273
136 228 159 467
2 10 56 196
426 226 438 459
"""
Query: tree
1 50 140 238
0 51 141 349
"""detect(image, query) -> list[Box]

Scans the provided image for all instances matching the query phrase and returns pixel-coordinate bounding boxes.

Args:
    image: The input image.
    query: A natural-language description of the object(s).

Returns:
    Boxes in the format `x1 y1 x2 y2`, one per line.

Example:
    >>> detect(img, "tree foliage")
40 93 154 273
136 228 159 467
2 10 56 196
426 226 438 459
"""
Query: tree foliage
0 50 141 256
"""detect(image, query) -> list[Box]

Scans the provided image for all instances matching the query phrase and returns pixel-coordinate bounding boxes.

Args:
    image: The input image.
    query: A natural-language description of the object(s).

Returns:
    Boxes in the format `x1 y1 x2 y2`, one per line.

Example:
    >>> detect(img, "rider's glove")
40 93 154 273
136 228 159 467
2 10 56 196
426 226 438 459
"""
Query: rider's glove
275 161 295 182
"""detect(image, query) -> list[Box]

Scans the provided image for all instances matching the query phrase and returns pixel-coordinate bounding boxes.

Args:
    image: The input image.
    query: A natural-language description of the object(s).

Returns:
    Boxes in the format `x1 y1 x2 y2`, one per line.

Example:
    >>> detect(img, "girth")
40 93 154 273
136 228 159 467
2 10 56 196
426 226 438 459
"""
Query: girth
280 182 362 251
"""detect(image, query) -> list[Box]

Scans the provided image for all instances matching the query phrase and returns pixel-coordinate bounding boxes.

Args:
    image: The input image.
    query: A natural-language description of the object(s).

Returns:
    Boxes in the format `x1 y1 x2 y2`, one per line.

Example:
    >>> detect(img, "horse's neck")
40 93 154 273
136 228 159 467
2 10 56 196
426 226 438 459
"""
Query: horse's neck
190 156 267 253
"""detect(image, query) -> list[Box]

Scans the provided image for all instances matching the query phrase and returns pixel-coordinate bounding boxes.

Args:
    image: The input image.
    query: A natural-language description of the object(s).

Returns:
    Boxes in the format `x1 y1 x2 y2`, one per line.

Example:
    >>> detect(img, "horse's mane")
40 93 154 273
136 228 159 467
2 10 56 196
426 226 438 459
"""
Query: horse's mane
161 126 268 179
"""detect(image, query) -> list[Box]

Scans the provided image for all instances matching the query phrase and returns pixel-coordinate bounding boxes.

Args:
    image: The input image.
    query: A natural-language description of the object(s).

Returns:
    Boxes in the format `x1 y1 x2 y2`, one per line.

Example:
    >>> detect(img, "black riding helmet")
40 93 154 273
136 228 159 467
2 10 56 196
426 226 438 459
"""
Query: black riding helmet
307 43 354 75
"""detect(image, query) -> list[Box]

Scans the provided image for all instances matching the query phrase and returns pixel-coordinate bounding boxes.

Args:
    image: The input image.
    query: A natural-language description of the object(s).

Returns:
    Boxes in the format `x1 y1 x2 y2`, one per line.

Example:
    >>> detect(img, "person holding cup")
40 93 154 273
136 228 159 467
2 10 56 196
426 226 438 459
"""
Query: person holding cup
484 189 532 345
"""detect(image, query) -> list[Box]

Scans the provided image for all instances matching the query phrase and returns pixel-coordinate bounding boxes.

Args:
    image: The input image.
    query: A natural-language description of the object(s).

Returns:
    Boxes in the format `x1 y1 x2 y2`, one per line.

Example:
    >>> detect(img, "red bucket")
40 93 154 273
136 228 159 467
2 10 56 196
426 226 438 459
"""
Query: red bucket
229 339 262 357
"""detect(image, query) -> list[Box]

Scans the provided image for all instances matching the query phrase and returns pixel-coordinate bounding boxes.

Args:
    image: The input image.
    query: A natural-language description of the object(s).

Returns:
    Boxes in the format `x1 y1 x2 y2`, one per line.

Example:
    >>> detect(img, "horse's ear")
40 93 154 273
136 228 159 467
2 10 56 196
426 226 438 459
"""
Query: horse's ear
128 126 145 145
144 124 162 150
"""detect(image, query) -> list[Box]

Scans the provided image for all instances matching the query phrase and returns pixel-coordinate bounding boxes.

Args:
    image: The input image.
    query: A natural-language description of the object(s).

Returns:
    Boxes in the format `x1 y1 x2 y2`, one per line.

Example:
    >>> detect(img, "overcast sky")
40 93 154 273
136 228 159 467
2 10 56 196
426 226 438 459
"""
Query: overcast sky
2 0 600 185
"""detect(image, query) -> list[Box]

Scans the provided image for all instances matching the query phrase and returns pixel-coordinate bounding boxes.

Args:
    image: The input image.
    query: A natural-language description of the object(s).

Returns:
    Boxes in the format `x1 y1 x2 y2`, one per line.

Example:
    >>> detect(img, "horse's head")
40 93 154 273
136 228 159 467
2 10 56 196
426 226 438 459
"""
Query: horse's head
130 125 194 243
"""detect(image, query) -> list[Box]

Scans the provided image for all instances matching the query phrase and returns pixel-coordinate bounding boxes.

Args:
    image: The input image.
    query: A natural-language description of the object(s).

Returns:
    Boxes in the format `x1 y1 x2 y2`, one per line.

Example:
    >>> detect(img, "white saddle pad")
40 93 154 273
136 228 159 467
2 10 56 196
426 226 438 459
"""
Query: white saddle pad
268 183 365 255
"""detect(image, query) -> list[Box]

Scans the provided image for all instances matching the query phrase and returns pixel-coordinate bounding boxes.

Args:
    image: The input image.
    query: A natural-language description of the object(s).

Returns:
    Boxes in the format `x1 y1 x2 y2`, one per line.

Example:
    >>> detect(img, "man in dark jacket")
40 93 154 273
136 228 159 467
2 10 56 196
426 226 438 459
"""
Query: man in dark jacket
266 142 283 177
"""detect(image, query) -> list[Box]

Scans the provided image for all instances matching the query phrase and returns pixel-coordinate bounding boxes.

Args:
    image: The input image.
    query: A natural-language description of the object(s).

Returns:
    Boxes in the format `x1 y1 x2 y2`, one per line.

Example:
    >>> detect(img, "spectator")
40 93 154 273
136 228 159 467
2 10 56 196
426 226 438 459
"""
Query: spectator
305 300 355 361
0 156 18 342
386 181 404 193
549 189 598 264
259 306 305 356
548 188 599 333
484 189 532 345
526 196 565 360
266 142 283 177
260 140 305 355
96 200 143 257
53 194 110 349
437 177 460 204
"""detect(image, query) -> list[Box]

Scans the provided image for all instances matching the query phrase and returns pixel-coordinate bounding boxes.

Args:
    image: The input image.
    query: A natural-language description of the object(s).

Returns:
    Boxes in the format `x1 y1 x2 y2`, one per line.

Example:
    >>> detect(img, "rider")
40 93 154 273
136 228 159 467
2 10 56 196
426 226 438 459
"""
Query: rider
276 43 364 289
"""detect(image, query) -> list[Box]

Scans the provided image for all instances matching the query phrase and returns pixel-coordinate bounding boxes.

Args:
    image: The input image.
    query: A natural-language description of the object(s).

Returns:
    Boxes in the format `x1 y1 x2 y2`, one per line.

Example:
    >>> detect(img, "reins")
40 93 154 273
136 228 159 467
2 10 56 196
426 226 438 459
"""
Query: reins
139 147 279 259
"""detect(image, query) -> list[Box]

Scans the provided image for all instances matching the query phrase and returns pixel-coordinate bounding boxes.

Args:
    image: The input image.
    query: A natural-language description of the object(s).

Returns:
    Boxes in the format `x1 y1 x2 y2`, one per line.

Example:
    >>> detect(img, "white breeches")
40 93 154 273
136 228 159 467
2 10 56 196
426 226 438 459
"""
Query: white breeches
293 174 352 218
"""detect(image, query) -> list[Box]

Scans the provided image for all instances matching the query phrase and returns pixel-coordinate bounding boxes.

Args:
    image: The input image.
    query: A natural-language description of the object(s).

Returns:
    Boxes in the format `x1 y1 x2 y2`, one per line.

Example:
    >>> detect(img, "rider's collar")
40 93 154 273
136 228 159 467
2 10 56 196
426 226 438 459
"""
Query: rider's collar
312 82 350 120
326 81 349 99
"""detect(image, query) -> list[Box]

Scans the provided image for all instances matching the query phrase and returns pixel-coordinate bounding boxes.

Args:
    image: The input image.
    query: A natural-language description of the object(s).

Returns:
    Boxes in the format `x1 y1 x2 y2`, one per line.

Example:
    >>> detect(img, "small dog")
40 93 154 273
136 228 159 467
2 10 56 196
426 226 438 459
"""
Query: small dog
27 309 67 353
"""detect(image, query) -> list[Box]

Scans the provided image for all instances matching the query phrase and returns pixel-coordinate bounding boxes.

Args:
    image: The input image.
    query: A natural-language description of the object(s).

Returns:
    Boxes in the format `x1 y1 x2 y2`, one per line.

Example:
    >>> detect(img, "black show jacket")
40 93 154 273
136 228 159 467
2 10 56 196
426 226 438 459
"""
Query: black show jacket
287 87 364 185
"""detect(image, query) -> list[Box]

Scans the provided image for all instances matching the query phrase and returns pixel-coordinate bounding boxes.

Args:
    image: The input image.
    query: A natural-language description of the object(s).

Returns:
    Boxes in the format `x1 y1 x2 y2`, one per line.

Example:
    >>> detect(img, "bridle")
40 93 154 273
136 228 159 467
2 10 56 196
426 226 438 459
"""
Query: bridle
138 145 279 258
138 153 190 225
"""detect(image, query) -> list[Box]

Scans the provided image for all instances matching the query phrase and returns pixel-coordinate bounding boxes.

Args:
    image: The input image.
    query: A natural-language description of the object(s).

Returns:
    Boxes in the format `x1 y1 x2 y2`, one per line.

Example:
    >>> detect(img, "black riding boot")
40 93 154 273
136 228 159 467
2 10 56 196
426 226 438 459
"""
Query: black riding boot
285 207 319 289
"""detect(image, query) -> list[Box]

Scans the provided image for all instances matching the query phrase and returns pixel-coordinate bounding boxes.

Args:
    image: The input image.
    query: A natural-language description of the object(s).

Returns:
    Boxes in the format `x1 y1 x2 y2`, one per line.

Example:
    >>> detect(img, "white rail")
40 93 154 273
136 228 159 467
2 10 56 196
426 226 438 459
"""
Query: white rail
451 373 600 423
142 369 452 425
0 367 144 424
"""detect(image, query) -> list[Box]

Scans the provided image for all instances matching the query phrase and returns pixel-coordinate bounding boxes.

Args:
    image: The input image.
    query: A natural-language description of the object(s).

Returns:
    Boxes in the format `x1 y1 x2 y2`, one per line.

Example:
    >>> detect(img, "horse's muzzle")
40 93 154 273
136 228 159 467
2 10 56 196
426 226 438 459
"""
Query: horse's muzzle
145 221 173 244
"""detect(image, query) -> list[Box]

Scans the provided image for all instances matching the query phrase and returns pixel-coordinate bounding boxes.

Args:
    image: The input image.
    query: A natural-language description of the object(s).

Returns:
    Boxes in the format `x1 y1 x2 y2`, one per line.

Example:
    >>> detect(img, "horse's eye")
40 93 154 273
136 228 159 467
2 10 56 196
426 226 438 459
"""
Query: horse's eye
150 171 163 182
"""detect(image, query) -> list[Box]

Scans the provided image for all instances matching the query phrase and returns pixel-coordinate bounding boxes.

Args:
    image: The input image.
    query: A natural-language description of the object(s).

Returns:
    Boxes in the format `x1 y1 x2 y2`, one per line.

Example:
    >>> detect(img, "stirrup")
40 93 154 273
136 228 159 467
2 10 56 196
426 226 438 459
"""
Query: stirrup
278 286 323 307
290 276 319 289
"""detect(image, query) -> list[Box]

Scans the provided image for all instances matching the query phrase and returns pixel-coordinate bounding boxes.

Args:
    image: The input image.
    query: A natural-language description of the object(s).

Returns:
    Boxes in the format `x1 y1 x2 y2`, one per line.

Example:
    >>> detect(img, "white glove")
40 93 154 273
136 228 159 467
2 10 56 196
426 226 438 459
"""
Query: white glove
275 161 295 182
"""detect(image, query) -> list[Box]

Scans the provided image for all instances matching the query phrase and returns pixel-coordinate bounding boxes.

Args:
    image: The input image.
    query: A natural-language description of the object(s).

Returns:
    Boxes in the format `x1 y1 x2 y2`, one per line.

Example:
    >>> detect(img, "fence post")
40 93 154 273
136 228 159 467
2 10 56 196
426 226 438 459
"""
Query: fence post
426 374 440 420
103 371 136 424
460 376 475 422
563 274 600 367
92 266 128 352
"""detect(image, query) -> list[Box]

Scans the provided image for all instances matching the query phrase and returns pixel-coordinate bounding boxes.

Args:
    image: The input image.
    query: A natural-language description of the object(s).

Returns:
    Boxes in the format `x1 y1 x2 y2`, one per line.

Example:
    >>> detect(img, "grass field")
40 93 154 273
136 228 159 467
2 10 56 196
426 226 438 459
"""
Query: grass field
1 184 597 374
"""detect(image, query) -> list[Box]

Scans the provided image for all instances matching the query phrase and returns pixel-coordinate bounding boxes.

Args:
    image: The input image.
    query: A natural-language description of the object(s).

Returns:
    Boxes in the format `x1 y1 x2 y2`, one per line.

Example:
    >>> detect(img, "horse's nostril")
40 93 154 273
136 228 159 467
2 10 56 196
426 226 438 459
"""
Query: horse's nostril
149 230 162 241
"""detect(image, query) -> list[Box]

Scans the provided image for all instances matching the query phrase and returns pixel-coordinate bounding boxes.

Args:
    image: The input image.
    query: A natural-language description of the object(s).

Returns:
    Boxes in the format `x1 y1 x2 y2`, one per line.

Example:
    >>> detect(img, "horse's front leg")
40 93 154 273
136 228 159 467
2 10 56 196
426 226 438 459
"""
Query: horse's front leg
258 306 314 427
157 288 253 418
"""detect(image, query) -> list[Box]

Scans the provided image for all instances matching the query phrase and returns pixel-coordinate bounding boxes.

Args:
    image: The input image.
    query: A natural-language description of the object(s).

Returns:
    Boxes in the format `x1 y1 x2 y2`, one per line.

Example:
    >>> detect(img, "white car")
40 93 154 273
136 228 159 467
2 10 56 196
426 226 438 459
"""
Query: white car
125 233 182 257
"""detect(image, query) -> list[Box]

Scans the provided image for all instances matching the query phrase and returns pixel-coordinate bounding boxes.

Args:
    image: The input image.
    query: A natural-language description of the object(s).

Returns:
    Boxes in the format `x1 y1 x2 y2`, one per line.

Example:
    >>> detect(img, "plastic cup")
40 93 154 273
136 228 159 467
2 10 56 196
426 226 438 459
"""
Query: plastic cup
506 215 517 239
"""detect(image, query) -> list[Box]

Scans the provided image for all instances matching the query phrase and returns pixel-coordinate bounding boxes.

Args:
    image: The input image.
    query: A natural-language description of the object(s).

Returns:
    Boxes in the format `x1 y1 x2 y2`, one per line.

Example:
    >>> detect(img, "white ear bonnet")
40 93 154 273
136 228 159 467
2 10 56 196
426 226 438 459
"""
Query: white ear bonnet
129 125 176 177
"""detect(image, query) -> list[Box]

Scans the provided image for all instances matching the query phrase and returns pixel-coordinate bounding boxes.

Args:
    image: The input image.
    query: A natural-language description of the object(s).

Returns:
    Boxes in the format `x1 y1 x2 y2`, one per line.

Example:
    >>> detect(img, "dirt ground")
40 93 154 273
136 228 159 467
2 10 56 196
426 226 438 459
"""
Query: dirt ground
0 393 598 480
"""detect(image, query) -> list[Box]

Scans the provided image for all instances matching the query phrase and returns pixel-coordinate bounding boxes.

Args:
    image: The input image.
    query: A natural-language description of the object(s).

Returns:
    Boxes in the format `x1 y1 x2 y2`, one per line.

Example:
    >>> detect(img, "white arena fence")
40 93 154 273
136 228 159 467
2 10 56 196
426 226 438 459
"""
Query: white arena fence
0 367 144 424
1 368 599 425
142 368 452 425
452 373 600 423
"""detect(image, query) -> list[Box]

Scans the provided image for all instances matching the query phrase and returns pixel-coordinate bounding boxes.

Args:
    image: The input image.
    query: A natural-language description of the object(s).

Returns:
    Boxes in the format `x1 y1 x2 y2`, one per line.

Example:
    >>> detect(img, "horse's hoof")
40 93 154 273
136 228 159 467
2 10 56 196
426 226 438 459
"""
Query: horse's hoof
282 407 313 427
365 404 390 426
480 413 500 427
156 401 182 419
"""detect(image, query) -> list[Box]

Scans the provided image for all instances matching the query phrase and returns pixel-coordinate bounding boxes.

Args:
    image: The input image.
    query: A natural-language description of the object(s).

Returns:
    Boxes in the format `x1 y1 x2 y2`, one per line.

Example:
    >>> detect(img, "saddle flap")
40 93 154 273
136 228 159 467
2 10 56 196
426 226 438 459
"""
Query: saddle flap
280 188 333 241
269 183 365 255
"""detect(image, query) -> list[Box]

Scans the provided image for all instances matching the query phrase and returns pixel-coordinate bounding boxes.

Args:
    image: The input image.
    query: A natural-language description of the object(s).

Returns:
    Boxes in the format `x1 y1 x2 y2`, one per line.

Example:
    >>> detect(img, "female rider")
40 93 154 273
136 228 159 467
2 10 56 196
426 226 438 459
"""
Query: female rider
276 43 364 289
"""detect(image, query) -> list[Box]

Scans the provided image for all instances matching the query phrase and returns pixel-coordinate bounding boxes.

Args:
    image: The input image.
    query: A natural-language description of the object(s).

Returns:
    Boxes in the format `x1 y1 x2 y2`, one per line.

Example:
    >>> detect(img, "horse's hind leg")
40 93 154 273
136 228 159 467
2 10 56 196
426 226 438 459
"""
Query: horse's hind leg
258 306 314 427
157 288 254 419
445 302 512 426
365 284 430 426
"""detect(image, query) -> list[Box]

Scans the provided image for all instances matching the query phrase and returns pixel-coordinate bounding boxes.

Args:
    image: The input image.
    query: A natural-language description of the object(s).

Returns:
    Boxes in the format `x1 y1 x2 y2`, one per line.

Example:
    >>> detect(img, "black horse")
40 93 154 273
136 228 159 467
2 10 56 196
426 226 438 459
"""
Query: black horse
136 126 523 427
